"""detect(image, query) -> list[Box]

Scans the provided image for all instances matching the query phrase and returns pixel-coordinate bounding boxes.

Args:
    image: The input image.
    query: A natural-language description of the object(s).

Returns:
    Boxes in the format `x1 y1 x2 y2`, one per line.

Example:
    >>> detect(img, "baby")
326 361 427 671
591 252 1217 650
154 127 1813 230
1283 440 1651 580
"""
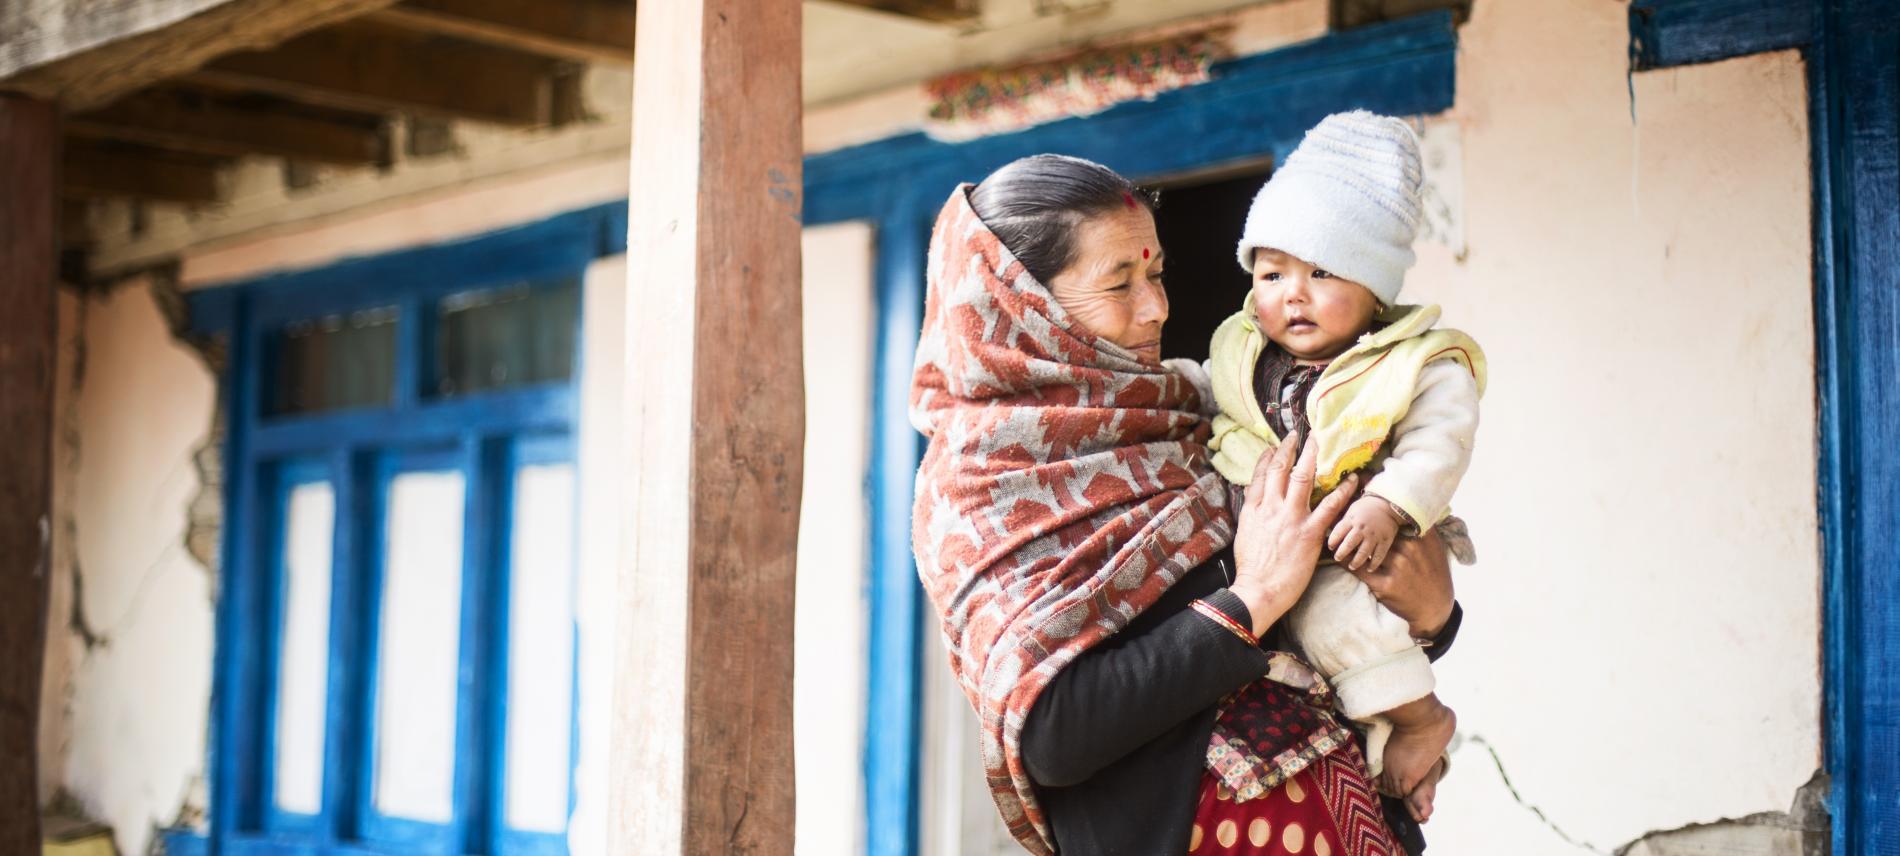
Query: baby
1206 111 1485 819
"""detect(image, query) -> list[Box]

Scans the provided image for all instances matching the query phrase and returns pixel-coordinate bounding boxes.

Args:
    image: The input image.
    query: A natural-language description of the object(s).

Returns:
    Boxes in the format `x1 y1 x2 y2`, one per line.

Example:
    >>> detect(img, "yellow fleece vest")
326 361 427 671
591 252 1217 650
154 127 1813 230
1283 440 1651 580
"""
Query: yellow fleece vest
1207 302 1487 511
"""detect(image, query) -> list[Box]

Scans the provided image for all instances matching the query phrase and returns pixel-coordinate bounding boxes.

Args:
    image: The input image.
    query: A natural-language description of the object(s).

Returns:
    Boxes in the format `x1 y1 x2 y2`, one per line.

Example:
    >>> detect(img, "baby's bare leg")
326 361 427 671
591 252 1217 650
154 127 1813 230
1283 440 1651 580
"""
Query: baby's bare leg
1378 693 1455 800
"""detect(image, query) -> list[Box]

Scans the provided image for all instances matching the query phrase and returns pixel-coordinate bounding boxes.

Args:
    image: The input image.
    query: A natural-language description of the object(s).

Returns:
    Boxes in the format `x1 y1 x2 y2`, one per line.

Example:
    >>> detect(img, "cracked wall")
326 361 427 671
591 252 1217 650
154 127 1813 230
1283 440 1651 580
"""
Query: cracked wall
37 276 219 856
1399 1 1823 852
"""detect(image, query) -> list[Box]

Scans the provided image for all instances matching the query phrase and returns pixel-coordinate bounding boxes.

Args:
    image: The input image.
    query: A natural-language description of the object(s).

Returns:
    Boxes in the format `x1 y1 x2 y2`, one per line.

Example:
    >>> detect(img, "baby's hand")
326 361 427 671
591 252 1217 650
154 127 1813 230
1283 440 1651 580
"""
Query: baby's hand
1327 495 1403 572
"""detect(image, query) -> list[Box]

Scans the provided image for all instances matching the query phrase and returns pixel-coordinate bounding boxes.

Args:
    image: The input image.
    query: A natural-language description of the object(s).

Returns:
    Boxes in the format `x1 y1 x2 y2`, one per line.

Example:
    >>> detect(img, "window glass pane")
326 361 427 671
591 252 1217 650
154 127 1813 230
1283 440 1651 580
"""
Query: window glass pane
433 281 578 397
373 470 465 823
503 462 578 833
271 306 398 415
274 481 334 816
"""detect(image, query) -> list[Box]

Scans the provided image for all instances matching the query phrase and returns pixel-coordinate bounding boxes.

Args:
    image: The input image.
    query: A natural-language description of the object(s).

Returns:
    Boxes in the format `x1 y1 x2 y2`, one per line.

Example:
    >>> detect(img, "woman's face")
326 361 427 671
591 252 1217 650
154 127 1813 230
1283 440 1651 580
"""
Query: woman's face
1047 206 1170 364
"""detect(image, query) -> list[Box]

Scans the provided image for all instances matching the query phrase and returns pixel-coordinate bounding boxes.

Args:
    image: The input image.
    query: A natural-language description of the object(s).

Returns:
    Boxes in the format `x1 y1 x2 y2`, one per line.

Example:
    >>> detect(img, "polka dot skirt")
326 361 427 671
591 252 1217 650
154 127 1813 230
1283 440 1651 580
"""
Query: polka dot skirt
1187 745 1396 856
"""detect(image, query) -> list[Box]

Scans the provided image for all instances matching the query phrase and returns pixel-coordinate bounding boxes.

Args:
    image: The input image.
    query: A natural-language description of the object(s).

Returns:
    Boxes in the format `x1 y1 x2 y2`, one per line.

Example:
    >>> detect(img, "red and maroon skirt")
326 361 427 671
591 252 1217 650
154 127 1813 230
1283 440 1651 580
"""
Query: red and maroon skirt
1188 740 1399 856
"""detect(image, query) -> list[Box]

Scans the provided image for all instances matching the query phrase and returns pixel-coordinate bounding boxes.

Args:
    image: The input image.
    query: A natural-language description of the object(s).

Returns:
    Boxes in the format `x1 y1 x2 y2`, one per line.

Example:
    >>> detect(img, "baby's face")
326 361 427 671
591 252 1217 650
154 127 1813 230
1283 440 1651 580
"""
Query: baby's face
1249 248 1381 363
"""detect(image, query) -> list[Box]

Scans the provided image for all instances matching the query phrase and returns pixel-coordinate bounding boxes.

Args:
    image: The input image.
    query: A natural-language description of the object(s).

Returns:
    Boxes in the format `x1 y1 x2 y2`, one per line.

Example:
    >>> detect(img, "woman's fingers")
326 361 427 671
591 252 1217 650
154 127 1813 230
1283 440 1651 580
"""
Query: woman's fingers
1285 435 1319 504
1251 432 1301 508
1305 474 1358 538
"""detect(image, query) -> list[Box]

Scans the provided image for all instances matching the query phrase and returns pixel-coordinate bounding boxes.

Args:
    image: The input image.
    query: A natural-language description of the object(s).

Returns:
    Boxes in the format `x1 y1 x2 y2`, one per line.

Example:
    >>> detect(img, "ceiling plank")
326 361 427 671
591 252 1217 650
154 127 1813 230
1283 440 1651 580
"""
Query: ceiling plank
67 91 390 166
64 144 229 204
2 0 403 112
187 20 563 126
824 0 979 23
64 147 227 204
368 0 635 64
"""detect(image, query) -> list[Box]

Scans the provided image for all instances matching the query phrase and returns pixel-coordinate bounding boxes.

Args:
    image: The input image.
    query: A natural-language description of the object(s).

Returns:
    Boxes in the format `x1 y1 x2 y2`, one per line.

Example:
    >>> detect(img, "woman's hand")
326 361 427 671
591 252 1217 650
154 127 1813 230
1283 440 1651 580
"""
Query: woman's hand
1349 527 1455 638
1229 434 1359 637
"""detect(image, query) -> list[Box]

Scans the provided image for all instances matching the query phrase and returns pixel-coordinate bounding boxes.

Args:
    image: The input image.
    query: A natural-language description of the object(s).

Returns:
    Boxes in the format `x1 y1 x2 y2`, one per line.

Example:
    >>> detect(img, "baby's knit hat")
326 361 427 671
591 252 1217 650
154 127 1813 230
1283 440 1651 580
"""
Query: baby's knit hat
1235 110 1424 306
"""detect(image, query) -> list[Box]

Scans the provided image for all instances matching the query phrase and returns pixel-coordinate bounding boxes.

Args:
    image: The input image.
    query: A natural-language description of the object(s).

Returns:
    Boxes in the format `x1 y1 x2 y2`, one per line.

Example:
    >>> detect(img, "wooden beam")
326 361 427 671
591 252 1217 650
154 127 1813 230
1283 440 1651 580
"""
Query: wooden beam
0 92 57 856
1 0 403 112
825 0 979 23
61 200 91 246
67 91 389 166
64 143 228 204
614 0 804 853
188 20 566 126
368 0 635 64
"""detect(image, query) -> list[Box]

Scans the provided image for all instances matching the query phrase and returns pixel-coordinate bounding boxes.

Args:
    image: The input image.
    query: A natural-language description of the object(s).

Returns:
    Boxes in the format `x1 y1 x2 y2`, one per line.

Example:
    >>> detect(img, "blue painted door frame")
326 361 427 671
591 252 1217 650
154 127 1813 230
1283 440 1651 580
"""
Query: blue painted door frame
1632 0 1900 850
802 13 1460 854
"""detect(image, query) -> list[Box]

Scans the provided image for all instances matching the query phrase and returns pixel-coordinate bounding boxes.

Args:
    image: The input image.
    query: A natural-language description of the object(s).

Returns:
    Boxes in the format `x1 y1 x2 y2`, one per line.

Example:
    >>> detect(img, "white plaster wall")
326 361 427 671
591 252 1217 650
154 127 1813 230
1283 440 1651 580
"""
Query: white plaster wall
793 222 878 856
570 254 630 856
1402 3 1820 850
48 280 219 856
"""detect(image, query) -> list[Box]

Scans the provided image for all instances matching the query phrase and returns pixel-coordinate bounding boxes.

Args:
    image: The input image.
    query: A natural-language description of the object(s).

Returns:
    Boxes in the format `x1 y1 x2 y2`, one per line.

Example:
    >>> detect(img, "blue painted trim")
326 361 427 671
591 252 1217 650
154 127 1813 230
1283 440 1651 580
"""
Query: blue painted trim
858 209 930 856
805 11 1458 224
803 13 1459 855
162 830 211 856
191 203 604 855
1631 2 1900 852
1627 0 1815 70
185 203 622 337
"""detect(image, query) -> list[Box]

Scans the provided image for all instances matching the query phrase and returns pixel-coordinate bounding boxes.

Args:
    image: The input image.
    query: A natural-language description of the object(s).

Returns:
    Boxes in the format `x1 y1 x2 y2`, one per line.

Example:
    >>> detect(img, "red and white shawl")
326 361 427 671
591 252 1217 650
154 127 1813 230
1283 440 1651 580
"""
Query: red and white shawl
910 185 1234 853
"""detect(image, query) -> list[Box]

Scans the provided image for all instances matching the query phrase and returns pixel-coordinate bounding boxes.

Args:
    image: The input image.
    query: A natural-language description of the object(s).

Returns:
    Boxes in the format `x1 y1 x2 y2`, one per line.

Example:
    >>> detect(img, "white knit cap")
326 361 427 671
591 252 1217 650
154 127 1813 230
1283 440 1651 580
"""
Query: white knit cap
1235 110 1424 306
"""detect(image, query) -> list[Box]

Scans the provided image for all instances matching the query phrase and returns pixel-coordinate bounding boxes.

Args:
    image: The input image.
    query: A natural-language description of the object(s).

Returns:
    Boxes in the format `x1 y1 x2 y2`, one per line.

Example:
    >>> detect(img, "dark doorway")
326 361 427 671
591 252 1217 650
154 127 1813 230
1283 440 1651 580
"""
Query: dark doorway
1151 167 1270 363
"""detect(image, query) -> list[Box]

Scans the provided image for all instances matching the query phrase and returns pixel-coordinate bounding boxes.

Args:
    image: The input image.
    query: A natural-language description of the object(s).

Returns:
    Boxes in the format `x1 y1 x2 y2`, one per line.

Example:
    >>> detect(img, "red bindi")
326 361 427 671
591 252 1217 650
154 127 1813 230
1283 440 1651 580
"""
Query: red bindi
1142 247 1150 259
1122 192 1137 209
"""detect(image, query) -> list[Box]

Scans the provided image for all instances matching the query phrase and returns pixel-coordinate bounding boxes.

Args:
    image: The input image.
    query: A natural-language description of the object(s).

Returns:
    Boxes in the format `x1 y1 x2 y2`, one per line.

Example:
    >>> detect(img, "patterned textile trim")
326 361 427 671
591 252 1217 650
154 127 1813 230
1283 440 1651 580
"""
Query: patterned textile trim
924 31 1223 141
1208 723 1354 803
1312 741 1400 856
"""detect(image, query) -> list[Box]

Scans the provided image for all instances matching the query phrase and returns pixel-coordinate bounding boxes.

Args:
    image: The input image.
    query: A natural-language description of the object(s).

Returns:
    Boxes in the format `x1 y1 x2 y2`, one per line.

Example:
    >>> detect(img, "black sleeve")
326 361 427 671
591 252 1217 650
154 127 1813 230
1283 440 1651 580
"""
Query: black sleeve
1424 601 1463 663
1021 587 1271 789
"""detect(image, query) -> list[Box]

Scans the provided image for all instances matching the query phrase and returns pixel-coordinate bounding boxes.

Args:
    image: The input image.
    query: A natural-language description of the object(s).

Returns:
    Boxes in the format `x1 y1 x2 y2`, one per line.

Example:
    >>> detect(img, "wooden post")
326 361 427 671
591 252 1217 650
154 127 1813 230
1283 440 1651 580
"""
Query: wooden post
613 0 804 854
0 93 58 855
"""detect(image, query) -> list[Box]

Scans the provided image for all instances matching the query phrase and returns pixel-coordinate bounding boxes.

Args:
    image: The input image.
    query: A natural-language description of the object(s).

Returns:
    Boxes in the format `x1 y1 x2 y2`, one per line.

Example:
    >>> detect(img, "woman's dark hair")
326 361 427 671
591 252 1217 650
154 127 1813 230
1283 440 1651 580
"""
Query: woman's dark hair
968 154 1157 285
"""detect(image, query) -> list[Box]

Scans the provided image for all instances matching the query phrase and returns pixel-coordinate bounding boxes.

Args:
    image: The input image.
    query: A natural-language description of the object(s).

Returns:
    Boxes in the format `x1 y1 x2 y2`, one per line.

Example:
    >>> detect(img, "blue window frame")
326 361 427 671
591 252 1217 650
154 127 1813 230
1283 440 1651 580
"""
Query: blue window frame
1631 3 1900 851
178 205 626 856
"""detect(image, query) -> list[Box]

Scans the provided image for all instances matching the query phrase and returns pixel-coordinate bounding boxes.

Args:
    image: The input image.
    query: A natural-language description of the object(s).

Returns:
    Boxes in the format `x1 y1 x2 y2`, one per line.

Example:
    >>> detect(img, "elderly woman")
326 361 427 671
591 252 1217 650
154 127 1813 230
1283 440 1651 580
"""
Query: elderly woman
910 154 1461 856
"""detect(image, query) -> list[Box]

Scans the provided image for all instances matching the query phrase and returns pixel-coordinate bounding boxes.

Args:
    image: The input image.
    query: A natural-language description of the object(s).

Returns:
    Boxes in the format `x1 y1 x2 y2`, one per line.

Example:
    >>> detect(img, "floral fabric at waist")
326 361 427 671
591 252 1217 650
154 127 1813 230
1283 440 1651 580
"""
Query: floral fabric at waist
1206 652 1355 804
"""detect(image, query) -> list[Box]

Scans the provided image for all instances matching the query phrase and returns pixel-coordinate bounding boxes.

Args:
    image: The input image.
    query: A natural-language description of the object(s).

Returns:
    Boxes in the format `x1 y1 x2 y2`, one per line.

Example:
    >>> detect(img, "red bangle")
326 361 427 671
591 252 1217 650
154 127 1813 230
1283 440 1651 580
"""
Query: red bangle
1192 598 1259 647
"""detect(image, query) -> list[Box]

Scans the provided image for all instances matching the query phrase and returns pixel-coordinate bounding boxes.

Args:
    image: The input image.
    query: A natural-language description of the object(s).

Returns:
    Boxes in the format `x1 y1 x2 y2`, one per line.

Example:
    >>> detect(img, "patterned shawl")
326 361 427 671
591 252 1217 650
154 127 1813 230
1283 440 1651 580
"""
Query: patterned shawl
910 185 1234 853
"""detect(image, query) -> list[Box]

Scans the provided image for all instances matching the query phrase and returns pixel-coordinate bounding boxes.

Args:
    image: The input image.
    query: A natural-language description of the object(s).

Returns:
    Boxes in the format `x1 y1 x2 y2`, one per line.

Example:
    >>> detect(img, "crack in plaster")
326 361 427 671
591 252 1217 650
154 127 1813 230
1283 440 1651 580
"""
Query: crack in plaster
59 295 104 655
66 563 105 651
1462 733 1614 854
150 273 226 590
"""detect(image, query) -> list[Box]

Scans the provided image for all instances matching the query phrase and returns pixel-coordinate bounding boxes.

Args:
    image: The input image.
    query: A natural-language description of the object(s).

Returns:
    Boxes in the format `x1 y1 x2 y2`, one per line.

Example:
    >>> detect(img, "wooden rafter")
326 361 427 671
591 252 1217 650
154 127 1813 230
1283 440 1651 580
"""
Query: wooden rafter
368 0 636 65
825 0 979 23
64 143 229 204
67 90 390 166
187 20 571 126
1 0 404 112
